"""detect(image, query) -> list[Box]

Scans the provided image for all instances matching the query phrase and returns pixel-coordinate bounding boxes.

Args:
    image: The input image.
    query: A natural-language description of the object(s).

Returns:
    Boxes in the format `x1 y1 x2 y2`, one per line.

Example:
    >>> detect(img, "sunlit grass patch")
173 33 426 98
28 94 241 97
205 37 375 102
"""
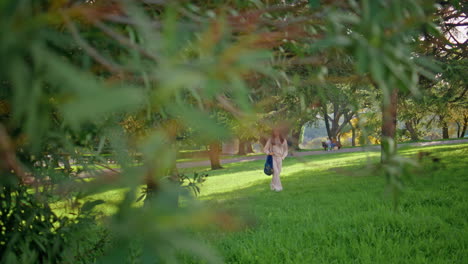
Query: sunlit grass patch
186 143 468 263
53 144 468 263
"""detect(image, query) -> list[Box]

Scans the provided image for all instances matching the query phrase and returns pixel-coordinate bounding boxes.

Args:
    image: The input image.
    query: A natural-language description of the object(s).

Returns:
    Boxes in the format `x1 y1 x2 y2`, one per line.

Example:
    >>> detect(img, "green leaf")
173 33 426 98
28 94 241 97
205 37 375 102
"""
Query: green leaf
308 0 320 9
169 105 230 142
138 131 176 169
61 86 143 128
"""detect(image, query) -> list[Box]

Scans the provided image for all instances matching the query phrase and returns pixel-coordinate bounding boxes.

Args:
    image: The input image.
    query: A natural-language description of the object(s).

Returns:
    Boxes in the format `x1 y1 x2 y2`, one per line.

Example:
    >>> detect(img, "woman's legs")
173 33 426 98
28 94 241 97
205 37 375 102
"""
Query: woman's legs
271 156 283 191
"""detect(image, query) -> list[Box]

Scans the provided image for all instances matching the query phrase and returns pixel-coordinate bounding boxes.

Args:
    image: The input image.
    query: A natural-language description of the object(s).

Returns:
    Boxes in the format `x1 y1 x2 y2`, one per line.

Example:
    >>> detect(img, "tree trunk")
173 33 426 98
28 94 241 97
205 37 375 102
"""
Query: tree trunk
245 140 254 153
461 125 467 138
325 106 354 141
405 121 419 141
323 107 332 138
456 121 461 138
442 121 449 139
290 126 302 150
381 89 398 163
144 170 158 205
349 121 356 146
237 139 246 155
330 117 340 140
460 117 467 138
209 142 222 170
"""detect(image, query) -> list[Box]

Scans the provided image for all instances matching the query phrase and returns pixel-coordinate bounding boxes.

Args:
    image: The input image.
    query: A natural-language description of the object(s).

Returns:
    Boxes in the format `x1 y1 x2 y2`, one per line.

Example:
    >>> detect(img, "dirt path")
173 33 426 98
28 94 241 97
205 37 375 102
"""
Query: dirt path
176 139 468 169
77 139 467 178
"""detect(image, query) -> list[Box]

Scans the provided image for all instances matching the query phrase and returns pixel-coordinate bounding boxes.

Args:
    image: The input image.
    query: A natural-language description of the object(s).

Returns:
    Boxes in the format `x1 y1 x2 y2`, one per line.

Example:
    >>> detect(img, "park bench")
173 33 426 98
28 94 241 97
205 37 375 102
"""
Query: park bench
321 141 342 151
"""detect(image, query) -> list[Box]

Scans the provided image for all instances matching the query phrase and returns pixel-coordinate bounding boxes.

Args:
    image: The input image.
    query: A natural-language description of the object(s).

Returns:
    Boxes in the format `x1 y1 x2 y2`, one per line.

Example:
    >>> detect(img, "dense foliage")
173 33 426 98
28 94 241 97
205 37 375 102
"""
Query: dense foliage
1 0 466 263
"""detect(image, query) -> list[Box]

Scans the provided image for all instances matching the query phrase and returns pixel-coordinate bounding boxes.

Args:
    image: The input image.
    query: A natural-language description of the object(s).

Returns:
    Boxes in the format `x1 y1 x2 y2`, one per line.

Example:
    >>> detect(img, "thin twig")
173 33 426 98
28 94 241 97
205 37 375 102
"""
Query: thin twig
216 95 245 118
179 7 206 23
103 14 163 29
63 14 125 74
444 22 468 27
94 21 159 61
260 15 324 29
275 56 324 66
140 0 166 5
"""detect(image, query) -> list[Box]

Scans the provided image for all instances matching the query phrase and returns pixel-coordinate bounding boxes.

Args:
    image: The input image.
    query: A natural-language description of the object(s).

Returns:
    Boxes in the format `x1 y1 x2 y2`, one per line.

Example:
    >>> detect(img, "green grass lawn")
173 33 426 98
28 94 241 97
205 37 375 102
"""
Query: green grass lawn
182 143 468 263
74 143 468 263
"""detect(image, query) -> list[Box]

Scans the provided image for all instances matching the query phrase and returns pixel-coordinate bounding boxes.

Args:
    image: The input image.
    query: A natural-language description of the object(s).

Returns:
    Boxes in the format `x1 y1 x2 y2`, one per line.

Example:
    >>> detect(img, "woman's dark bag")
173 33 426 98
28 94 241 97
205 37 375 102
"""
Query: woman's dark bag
264 155 273 176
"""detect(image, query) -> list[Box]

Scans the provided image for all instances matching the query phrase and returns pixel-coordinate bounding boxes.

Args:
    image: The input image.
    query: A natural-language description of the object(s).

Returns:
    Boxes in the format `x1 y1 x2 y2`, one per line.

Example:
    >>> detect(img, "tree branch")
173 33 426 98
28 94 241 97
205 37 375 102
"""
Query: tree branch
336 111 355 135
103 14 163 29
448 86 468 103
63 14 125 74
216 95 244 118
94 21 159 62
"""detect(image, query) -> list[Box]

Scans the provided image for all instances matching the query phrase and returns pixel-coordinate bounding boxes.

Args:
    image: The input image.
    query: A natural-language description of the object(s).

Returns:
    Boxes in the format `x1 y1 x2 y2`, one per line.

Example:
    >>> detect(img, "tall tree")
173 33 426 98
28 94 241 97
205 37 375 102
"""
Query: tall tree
398 97 431 141
417 1 467 139
319 84 358 141
208 141 223 170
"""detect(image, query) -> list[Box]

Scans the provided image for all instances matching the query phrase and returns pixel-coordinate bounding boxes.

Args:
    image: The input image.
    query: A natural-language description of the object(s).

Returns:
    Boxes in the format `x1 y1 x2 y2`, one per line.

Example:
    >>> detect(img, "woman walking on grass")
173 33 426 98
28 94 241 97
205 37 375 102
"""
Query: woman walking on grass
263 129 288 192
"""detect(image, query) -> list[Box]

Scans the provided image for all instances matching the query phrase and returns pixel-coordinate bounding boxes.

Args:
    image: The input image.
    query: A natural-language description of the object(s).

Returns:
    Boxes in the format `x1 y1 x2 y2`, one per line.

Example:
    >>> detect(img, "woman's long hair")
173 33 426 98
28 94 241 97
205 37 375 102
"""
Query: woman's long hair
270 130 285 145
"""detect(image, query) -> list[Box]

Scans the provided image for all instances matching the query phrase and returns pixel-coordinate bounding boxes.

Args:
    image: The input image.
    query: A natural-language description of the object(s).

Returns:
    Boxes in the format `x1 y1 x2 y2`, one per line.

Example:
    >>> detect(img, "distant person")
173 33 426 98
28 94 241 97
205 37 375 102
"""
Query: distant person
331 138 342 150
331 138 337 150
326 137 332 151
263 128 288 192
322 141 328 151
